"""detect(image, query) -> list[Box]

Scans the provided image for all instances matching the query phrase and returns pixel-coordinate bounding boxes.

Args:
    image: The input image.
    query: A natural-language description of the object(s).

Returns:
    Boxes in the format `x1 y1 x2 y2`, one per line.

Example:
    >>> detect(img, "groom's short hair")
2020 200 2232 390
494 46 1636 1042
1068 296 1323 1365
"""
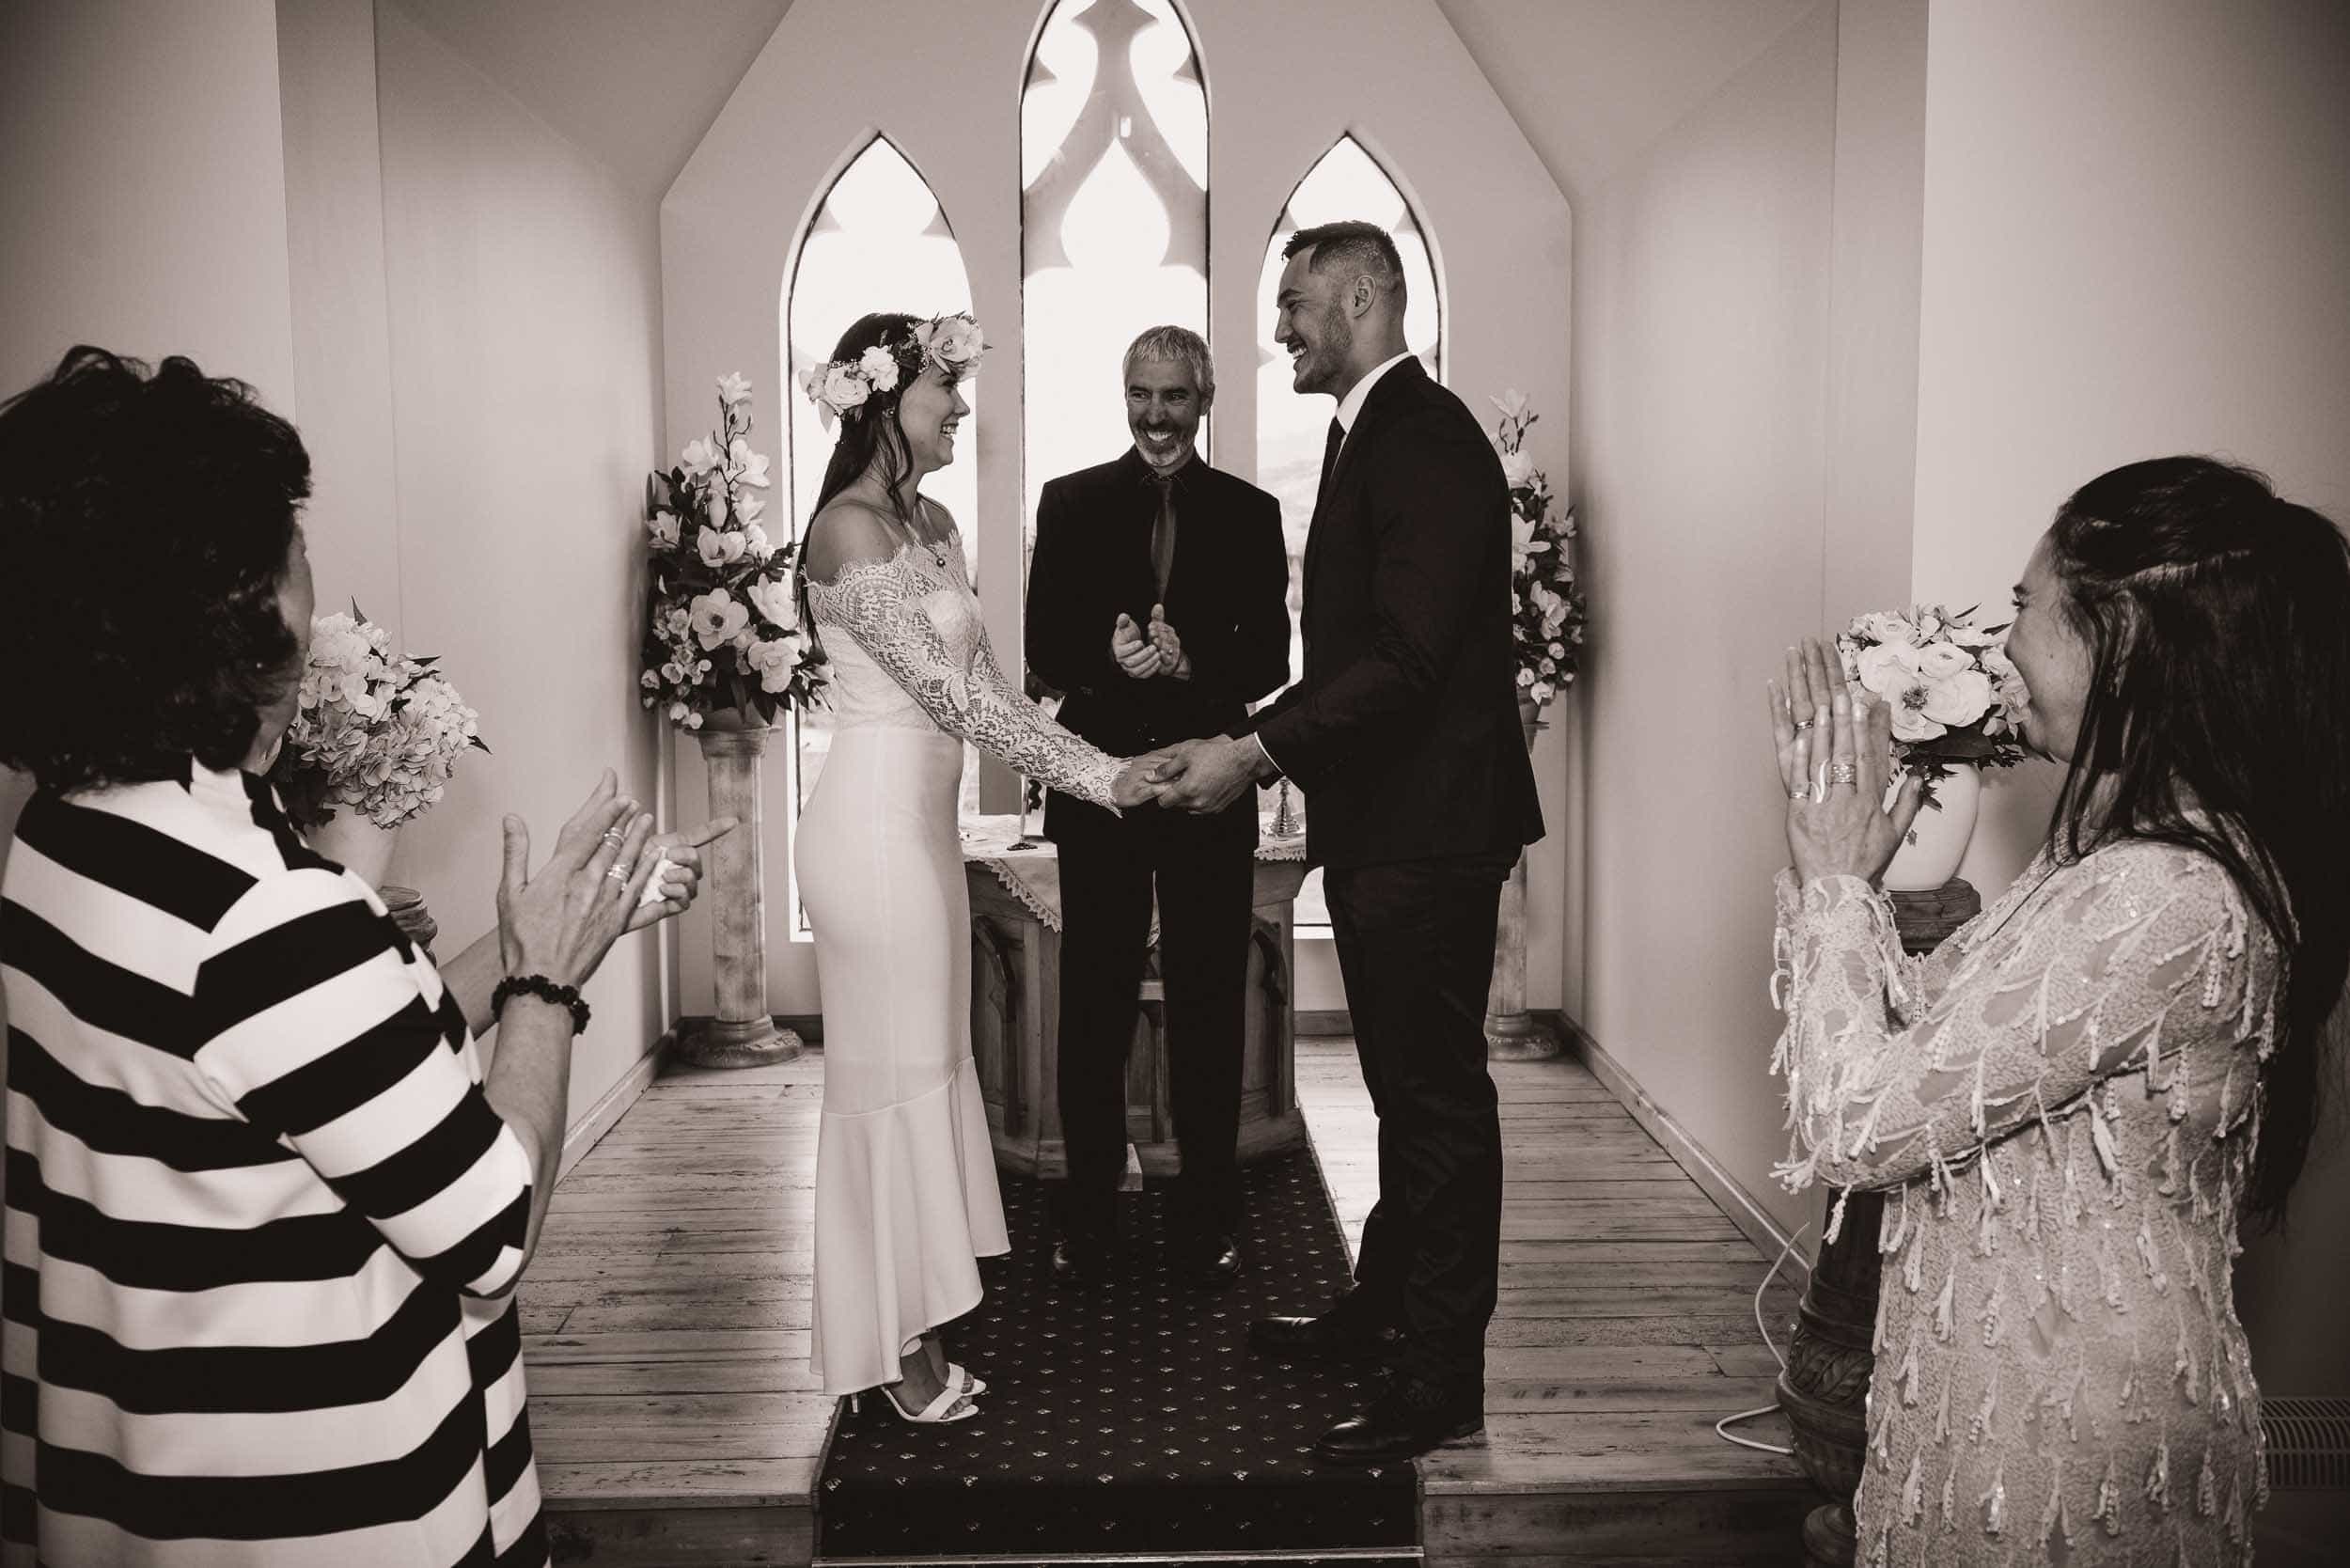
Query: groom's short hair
1121 325 1215 400
1283 221 1407 311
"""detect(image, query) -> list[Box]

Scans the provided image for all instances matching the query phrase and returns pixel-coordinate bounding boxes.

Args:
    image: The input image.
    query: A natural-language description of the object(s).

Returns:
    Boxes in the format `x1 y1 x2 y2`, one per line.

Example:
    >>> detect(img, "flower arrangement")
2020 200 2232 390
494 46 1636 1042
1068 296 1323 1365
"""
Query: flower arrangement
641 374 823 730
800 311 985 427
1835 604 2029 804
1491 390 1587 707
272 605 488 828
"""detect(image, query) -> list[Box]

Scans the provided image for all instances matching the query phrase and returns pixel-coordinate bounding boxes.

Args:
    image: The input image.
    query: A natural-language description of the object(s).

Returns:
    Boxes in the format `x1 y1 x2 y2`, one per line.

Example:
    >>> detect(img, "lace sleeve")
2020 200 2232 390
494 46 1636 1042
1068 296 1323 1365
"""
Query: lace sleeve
807 550 1125 810
1769 842 2276 1201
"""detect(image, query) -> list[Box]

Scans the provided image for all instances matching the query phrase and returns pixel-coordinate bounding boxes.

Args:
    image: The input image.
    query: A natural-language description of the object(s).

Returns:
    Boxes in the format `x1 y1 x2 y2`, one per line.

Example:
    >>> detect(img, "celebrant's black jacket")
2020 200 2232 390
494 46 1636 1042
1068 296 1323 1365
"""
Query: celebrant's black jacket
1246 355 1544 870
1025 448 1291 796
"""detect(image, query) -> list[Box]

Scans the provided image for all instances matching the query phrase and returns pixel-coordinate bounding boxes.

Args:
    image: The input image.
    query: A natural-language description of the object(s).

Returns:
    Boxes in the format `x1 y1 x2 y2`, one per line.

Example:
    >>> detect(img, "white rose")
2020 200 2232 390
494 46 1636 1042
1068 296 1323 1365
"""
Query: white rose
925 316 986 371
821 364 869 416
687 589 748 650
1914 641 1974 681
1855 640 1924 698
858 346 901 394
1855 611 1917 647
1921 668 1994 728
746 576 798 630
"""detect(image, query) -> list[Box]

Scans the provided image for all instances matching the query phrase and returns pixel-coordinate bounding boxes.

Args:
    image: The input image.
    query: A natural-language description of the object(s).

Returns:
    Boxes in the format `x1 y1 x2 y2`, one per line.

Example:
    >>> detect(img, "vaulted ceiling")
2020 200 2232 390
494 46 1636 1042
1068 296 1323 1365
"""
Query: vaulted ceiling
387 0 1823 208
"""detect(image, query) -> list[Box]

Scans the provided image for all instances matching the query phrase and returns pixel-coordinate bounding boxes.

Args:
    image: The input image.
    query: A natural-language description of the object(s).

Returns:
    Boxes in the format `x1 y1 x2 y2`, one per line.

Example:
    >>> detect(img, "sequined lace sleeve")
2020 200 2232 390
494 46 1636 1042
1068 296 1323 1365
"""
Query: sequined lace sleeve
1768 842 2276 1198
807 549 1125 810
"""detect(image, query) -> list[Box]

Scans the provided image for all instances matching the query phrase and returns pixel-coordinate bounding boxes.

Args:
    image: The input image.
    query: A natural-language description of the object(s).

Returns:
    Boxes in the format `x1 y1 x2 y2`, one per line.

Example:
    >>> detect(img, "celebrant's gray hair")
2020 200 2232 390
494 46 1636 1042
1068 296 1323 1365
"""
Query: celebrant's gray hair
1120 325 1214 402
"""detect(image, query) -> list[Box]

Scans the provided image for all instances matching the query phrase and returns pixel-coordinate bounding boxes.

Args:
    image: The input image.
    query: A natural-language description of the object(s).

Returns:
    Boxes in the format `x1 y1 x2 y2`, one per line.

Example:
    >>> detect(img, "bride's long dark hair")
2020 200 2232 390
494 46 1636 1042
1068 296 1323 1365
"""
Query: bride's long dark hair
799 313 925 655
2044 455 2350 1229
811 312 923 525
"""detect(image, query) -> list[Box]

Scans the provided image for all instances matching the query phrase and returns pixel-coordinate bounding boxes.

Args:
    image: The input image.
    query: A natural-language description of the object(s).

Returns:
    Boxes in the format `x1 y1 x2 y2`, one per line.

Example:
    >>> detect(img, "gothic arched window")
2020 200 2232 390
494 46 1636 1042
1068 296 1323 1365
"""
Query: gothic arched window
783 136 982 853
1020 0 1207 557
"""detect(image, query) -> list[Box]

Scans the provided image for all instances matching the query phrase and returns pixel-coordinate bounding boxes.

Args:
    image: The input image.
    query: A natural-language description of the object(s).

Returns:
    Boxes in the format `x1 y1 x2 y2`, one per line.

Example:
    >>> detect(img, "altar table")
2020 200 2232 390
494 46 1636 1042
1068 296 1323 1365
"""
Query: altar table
959 812 1309 1180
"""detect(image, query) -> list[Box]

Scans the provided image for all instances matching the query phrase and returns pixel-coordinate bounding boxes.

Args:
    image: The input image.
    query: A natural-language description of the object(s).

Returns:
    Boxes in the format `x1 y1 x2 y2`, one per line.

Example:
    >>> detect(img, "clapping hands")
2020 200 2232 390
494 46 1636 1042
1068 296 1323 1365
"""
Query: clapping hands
1110 605 1190 681
1767 636 1921 886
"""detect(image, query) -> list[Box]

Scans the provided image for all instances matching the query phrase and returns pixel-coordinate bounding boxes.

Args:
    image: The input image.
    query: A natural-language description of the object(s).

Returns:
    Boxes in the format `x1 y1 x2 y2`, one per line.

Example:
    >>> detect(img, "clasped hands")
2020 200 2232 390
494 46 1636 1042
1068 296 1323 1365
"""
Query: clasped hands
1767 636 1924 887
1108 733 1269 813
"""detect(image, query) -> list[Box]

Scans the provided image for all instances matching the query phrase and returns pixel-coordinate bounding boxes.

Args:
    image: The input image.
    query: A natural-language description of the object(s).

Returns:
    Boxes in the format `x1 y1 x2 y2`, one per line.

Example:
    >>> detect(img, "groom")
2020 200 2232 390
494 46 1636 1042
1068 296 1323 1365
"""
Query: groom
1152 221 1543 1465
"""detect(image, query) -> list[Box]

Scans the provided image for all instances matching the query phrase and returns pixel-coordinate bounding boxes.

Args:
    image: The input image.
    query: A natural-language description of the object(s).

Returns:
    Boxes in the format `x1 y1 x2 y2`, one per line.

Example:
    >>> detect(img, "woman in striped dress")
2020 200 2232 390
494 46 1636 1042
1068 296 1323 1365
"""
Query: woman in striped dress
0 348 716 1566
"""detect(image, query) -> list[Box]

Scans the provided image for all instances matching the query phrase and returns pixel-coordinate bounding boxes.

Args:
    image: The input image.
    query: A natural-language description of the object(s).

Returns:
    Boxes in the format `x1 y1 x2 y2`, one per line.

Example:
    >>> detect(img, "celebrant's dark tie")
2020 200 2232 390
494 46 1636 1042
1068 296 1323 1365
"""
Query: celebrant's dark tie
1319 416 1345 497
1150 471 1179 601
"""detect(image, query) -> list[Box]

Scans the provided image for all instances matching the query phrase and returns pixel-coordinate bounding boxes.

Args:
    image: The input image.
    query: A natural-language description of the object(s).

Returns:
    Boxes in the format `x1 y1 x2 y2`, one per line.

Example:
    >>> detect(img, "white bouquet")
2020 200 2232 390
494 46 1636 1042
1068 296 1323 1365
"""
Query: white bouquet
273 606 488 827
1835 604 2027 805
1491 390 1587 707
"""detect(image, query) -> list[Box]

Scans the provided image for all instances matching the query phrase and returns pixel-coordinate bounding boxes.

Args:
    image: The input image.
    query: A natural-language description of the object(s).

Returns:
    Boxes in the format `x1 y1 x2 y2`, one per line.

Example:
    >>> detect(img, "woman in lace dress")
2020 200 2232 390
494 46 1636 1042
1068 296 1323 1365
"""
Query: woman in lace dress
1765 457 2348 1566
792 313 1163 1420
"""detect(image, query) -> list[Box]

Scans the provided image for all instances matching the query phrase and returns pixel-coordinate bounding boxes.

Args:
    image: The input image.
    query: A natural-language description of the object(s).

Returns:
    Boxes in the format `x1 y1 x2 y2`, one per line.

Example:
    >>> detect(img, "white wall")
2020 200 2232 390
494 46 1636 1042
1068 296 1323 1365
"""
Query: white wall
1569 0 1925 1244
662 0 1574 1020
1908 0 2350 1394
368 0 671 1123
0 0 298 403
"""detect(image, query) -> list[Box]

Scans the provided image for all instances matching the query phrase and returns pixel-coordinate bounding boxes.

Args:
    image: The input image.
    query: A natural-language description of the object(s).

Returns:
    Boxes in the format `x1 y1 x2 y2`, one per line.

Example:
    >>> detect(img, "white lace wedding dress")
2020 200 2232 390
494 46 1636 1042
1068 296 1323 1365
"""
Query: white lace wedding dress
797 525 1123 1396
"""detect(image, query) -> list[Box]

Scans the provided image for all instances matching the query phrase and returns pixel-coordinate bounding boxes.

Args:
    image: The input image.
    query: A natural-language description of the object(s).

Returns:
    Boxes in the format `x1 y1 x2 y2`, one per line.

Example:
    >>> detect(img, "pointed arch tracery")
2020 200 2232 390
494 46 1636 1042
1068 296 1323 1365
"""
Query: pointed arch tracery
1019 0 1209 553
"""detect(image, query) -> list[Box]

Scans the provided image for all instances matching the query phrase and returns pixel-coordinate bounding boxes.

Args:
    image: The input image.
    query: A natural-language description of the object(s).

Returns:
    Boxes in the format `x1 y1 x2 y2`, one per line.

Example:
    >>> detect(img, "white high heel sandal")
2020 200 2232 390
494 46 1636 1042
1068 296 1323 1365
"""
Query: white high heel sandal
848 1382 979 1424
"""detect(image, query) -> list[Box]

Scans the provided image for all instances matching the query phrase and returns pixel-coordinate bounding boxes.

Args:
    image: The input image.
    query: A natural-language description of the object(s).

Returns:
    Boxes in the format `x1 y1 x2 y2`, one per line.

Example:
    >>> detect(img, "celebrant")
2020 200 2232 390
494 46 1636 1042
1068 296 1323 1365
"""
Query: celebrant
1024 325 1291 1289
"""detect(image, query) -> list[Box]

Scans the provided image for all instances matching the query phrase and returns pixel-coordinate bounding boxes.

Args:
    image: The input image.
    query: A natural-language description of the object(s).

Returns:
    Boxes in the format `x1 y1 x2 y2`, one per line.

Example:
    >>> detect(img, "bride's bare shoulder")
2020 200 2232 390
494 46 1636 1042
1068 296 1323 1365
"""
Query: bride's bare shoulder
805 497 907 585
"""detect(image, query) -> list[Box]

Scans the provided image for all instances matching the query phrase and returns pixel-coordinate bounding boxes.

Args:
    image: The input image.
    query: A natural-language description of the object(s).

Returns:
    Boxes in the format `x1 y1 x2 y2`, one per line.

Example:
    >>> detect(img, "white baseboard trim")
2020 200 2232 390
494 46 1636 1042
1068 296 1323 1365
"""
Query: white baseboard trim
1553 1013 1815 1290
558 1031 669 1182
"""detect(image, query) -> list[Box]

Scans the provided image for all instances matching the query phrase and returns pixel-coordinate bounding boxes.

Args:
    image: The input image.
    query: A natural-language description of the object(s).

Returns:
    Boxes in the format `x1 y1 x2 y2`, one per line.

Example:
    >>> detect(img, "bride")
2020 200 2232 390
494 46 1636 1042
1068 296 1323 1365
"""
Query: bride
793 311 1165 1422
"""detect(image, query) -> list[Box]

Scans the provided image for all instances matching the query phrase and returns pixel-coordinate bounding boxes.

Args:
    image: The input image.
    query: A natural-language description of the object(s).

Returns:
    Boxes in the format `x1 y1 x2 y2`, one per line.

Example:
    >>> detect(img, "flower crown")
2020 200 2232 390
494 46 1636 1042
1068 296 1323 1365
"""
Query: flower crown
800 312 987 429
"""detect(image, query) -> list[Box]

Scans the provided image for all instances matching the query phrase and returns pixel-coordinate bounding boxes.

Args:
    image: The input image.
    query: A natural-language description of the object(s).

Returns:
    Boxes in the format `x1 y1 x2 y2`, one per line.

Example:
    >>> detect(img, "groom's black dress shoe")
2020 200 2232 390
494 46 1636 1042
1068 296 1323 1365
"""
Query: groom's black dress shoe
1247 1309 1401 1363
1314 1376 1484 1466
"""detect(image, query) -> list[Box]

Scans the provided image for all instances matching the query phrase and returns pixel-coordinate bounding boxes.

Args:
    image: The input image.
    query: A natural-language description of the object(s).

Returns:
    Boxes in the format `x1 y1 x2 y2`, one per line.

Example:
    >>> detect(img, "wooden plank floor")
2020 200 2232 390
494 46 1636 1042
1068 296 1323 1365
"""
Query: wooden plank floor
1294 1043 1811 1566
528 1041 1810 1565
526 1053 828 1566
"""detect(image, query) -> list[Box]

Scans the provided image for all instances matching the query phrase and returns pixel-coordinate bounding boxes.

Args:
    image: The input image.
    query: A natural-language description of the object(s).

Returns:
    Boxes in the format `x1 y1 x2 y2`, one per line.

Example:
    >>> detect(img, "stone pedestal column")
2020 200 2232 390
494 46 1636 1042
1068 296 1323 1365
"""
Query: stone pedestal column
676 713 801 1068
1486 696 1559 1060
1778 877 1979 1567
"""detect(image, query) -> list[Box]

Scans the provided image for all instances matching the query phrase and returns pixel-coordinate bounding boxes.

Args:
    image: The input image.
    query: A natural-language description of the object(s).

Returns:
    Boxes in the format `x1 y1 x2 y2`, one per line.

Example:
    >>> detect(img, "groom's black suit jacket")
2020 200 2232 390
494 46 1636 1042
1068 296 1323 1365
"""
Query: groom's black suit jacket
1026 447 1292 819
1248 356 1543 870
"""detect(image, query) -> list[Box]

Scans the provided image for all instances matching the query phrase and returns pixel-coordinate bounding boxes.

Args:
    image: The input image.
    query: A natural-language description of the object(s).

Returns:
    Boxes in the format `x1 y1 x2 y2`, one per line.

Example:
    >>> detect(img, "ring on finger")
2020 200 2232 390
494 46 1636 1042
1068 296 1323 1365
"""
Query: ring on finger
1787 786 1808 802
1830 760 1857 786
604 863 629 883
601 826 626 844
1793 718 1815 732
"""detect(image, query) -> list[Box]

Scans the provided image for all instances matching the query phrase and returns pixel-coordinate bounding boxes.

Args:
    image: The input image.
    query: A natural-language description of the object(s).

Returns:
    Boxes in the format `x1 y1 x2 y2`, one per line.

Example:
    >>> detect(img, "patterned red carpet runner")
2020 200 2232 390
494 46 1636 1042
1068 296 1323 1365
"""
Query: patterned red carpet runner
812 1147 1418 1564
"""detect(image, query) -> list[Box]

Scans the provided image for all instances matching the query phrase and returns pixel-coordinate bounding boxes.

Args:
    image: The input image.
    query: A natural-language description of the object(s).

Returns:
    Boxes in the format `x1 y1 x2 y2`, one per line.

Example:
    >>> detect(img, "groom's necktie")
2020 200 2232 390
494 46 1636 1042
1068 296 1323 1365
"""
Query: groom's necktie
1318 416 1345 499
1150 470 1178 601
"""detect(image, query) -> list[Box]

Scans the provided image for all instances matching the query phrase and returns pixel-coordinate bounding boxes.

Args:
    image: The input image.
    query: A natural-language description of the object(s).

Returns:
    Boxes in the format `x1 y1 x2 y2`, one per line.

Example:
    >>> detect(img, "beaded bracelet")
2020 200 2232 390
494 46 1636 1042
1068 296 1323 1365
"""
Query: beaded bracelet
492 974 590 1035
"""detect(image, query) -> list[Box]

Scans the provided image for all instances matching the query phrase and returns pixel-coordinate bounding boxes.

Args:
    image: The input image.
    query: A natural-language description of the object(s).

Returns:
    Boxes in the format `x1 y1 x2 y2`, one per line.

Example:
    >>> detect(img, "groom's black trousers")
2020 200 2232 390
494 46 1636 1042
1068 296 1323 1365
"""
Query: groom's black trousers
1325 851 1514 1389
1053 792 1257 1247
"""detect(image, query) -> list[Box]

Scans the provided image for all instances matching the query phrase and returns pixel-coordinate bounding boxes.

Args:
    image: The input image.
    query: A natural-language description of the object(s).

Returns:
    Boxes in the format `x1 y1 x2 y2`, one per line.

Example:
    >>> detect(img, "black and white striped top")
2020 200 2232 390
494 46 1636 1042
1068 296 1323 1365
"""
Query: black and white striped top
2 763 545 1566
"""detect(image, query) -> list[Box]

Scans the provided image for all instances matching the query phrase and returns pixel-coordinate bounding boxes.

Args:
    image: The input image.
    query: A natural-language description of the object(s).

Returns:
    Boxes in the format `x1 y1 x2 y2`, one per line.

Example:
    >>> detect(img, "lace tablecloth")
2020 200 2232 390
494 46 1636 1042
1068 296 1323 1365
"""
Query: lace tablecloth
960 809 1308 934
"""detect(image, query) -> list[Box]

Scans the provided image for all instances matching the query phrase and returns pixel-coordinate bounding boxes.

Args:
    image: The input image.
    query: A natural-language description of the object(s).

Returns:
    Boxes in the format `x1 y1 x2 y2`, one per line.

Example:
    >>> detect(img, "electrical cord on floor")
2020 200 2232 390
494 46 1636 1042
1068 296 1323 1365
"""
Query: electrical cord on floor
1711 1221 1810 1456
